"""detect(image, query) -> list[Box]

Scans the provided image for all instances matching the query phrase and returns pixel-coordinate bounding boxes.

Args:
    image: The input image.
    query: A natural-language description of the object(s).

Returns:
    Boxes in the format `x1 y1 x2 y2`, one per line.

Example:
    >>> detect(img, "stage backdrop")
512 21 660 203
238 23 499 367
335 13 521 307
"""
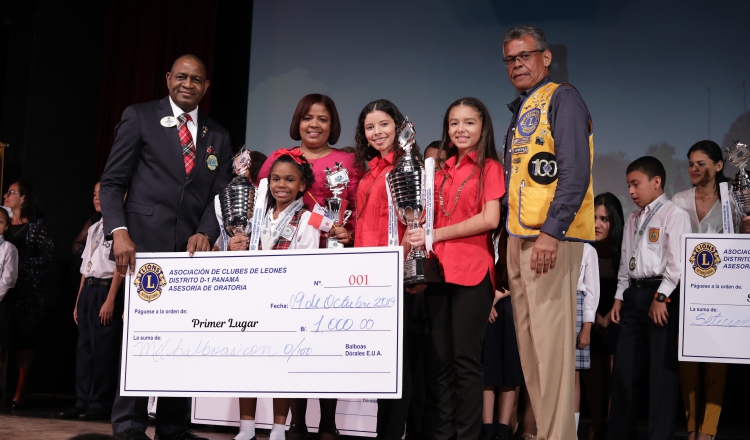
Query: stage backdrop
243 0 750 206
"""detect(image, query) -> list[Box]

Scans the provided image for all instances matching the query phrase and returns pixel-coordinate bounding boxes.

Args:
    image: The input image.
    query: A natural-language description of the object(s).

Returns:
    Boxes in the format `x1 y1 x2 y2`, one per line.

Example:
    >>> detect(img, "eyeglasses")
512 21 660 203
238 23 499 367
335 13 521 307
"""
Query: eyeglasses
4 190 19 196
502 50 544 66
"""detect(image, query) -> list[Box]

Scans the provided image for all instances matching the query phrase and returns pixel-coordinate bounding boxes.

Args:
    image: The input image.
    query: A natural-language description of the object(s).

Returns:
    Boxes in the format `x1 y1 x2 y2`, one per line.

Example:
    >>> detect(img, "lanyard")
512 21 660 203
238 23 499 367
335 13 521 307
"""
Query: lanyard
86 221 104 273
630 201 663 269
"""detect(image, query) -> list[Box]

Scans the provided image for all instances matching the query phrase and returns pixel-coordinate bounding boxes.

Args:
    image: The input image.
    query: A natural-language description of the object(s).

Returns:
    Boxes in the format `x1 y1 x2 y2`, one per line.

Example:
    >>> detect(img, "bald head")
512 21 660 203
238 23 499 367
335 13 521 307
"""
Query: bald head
166 54 210 112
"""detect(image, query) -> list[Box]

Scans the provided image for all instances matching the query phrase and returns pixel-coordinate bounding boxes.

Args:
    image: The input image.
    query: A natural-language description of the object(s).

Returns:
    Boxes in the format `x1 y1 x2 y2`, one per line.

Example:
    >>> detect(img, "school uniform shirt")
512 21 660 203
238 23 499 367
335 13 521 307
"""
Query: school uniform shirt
259 204 319 251
577 243 600 323
672 187 743 233
615 194 691 300
433 151 505 286
355 151 402 248
79 218 116 279
0 239 19 302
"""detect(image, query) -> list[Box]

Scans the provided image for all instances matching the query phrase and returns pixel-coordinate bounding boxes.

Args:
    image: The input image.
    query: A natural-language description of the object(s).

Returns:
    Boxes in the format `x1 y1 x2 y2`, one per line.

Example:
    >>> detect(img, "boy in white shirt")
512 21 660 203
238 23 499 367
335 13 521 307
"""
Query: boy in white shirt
60 182 123 421
607 157 691 440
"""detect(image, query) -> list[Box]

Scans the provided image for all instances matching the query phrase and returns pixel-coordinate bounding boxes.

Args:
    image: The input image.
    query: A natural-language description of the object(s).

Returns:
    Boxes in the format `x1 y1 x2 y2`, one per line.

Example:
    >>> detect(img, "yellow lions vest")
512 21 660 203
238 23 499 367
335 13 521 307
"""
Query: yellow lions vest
507 82 595 241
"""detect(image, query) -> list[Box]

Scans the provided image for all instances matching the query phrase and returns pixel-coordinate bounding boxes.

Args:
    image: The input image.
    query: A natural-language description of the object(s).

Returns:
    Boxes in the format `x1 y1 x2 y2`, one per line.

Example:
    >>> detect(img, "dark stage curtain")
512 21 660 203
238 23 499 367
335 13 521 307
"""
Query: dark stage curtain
94 0 219 181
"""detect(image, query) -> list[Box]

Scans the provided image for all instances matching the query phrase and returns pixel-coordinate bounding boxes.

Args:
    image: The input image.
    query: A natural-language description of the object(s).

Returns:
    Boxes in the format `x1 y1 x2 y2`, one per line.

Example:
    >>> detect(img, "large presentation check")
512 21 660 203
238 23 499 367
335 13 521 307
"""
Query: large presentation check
121 247 404 398
679 233 750 364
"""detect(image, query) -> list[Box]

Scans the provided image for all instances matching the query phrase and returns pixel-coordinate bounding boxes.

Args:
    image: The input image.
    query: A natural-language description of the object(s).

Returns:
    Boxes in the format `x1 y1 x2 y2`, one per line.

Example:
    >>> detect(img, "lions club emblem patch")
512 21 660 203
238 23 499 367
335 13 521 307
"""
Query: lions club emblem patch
689 242 720 278
648 228 659 243
517 108 541 137
134 263 167 302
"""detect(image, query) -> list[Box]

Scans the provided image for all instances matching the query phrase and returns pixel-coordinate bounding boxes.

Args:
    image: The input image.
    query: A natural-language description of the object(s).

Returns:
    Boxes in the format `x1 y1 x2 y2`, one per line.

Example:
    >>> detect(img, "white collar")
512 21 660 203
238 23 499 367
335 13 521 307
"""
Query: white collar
168 96 199 124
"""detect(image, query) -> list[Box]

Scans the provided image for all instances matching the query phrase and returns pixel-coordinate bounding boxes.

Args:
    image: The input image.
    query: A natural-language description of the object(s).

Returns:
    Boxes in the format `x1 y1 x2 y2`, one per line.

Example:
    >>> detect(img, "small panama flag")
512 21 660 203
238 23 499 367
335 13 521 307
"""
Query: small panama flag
308 204 334 232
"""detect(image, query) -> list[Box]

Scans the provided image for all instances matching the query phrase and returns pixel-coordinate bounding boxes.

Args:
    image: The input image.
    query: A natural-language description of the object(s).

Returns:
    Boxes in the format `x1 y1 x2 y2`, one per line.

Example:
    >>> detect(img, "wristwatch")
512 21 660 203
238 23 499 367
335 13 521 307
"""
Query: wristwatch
654 292 668 303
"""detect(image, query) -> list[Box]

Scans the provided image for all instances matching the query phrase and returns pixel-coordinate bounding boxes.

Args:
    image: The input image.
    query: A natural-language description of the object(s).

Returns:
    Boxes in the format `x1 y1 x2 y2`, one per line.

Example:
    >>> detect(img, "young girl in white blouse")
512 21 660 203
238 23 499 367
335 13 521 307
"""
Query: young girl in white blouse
219 148 319 440
0 206 19 379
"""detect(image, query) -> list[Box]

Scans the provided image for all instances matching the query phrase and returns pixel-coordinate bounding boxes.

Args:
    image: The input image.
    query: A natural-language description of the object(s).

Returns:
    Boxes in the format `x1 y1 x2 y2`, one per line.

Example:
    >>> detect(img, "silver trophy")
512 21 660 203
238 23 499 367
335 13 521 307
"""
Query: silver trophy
220 176 257 237
725 140 750 215
387 118 442 285
324 163 352 248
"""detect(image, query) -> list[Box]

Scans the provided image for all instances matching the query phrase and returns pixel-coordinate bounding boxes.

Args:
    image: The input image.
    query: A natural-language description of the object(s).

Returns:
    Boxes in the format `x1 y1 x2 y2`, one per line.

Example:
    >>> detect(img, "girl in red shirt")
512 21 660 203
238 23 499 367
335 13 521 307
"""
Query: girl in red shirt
408 97 505 440
353 99 411 440
353 99 407 248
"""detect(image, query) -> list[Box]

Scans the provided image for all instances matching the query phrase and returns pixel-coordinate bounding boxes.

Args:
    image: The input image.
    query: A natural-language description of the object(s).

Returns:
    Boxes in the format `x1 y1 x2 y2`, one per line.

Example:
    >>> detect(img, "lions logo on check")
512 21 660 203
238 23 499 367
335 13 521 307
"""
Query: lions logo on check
649 228 659 243
134 263 167 302
689 242 720 278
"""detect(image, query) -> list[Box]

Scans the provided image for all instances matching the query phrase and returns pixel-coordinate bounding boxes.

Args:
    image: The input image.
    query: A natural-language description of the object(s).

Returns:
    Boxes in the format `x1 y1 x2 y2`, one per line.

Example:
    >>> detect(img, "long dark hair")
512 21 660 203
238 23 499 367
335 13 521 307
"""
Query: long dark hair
265 155 315 210
687 140 729 196
438 97 499 206
354 99 411 169
14 180 41 220
594 192 624 271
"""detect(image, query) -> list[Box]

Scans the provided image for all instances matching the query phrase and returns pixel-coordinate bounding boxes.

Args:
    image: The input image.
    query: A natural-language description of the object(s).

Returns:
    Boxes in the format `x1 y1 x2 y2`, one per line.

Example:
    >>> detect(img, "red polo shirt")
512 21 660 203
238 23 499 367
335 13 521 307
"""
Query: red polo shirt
433 151 505 286
354 151 404 247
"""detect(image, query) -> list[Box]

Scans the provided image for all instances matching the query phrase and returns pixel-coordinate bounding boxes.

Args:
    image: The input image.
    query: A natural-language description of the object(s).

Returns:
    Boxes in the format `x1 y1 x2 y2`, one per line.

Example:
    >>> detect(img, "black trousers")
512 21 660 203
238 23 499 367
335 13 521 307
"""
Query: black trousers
377 293 415 440
425 273 493 440
75 282 122 410
607 285 679 440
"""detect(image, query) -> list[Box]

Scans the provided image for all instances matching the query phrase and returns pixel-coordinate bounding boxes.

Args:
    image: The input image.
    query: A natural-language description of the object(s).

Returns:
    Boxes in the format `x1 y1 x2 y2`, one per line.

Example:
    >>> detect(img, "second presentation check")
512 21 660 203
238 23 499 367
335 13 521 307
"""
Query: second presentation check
121 247 404 398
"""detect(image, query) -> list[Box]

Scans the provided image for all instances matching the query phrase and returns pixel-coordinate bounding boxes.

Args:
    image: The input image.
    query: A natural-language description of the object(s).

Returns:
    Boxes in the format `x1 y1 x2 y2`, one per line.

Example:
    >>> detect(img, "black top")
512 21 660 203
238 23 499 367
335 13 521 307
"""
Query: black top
597 254 618 316
7 222 29 253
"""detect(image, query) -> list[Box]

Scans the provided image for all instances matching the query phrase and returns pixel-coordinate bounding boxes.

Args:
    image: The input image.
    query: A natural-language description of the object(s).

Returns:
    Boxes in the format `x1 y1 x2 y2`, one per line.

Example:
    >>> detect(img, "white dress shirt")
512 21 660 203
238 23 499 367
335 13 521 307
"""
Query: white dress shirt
577 243 600 323
80 219 116 279
672 187 742 233
0 239 19 302
615 194 691 300
168 96 199 142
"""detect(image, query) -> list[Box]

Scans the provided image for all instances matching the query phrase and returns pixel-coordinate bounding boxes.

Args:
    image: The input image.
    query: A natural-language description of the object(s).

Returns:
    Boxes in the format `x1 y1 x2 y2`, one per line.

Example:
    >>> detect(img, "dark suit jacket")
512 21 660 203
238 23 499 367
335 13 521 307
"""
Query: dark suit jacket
100 97 232 252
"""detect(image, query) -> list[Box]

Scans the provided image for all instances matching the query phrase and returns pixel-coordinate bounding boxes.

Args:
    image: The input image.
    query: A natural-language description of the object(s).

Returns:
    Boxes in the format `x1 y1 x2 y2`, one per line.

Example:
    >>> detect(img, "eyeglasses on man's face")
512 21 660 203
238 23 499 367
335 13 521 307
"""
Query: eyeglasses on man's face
502 49 544 66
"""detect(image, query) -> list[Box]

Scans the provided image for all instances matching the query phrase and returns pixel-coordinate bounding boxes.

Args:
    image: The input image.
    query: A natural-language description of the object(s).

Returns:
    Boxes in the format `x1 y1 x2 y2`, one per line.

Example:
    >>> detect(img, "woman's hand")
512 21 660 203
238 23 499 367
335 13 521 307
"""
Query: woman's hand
228 233 249 251
595 312 610 332
407 228 426 248
488 288 510 323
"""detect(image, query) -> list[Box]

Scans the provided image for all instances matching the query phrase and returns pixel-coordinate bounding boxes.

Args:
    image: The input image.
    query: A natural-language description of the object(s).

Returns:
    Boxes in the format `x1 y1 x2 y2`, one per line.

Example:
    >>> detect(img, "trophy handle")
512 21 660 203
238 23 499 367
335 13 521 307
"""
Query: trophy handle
342 210 352 227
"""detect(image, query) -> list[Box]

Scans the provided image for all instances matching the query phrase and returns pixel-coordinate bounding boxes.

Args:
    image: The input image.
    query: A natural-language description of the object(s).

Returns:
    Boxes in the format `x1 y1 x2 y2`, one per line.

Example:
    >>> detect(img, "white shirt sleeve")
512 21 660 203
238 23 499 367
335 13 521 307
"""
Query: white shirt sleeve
579 244 600 323
0 242 19 302
294 212 321 250
658 205 692 297
615 211 636 301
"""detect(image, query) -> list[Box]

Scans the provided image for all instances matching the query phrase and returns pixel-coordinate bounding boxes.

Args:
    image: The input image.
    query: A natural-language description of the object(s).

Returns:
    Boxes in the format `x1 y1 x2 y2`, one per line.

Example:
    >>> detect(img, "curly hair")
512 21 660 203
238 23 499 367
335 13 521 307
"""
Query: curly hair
353 99 413 169
265 154 315 209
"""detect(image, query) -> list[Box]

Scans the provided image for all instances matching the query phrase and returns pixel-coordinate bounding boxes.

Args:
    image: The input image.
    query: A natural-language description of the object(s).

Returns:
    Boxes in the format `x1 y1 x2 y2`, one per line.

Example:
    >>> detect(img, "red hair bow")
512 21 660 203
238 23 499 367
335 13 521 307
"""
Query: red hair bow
270 147 305 165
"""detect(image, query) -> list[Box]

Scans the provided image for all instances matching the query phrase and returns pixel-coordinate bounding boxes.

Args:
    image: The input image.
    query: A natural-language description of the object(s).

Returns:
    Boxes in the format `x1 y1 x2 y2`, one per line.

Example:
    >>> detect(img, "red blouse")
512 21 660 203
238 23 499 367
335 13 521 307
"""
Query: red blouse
354 151 404 247
432 151 505 286
258 147 362 248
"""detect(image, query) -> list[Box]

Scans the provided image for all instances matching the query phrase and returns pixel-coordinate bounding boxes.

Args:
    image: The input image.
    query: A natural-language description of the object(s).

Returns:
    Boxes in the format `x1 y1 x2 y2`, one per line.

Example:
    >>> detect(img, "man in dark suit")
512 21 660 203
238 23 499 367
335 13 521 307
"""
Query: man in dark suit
100 54 232 440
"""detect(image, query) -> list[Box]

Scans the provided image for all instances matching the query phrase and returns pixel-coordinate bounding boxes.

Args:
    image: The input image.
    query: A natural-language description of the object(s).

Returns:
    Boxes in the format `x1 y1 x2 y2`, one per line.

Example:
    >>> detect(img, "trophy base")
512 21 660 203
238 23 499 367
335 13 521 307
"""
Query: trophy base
404 256 442 285
327 237 343 248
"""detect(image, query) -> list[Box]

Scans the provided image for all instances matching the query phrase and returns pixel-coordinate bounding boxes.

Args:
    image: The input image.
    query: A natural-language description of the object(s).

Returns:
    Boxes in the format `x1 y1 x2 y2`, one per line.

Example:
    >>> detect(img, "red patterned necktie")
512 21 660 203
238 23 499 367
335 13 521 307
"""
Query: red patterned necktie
178 113 196 174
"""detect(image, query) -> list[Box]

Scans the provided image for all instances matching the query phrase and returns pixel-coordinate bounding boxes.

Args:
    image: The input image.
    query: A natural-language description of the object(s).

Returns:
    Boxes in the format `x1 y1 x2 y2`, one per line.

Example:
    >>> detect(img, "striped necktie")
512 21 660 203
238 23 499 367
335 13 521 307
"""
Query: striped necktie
178 113 196 174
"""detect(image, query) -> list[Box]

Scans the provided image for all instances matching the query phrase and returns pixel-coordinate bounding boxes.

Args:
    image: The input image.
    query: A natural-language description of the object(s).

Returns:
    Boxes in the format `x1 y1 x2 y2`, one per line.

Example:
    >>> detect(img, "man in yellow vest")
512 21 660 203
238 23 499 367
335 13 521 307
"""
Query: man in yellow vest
501 25 595 440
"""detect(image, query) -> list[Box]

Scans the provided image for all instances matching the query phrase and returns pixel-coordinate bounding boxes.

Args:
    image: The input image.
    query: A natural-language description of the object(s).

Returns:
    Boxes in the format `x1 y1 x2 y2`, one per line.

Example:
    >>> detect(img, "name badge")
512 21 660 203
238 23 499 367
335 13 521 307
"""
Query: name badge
160 116 178 128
